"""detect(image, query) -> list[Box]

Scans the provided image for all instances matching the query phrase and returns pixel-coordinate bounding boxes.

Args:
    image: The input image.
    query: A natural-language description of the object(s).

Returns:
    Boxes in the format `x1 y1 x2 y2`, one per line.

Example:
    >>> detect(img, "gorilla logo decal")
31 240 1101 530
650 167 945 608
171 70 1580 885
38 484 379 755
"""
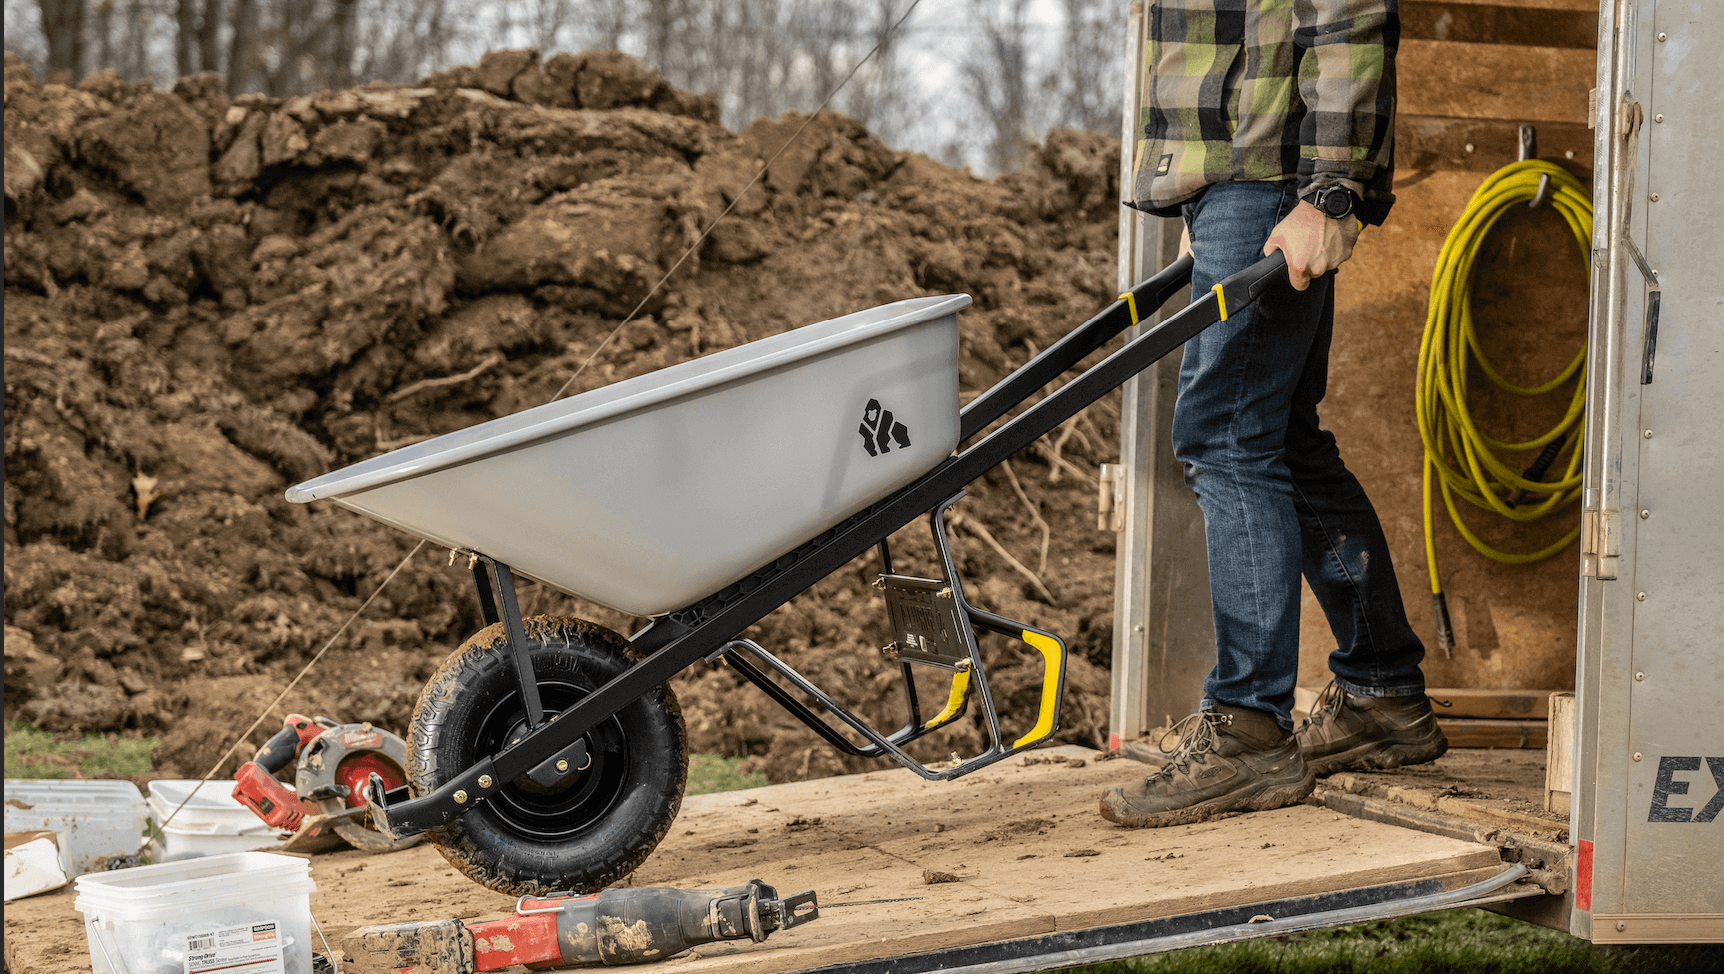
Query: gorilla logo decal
858 399 912 457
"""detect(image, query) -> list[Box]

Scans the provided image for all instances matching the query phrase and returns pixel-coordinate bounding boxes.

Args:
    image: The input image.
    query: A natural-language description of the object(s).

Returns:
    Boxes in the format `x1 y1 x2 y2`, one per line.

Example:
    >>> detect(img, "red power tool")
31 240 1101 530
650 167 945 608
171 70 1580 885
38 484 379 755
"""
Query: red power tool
342 880 818 972
232 713 422 853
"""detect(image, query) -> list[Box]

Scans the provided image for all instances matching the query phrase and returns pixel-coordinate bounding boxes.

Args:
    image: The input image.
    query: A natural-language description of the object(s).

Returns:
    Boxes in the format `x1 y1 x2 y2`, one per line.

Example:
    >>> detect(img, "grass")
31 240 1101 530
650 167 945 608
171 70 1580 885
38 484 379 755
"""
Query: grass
685 752 769 796
1057 907 1724 974
3 720 158 780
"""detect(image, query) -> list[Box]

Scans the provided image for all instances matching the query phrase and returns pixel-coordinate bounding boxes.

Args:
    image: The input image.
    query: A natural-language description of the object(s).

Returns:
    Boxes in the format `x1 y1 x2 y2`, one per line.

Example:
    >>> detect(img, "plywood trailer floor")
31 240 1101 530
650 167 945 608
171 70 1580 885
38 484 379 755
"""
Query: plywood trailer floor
3 747 1551 974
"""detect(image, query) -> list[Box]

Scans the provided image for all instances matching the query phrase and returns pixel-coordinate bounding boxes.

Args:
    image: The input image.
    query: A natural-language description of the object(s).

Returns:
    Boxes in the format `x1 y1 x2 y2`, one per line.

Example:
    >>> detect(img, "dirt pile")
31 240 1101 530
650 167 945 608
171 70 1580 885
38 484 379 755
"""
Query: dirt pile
4 48 1129 783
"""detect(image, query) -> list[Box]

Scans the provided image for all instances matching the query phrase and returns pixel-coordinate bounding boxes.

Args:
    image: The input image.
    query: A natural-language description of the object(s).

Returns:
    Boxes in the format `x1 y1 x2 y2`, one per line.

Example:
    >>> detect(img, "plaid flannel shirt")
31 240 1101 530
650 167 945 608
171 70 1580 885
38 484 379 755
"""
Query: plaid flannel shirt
1130 0 1399 226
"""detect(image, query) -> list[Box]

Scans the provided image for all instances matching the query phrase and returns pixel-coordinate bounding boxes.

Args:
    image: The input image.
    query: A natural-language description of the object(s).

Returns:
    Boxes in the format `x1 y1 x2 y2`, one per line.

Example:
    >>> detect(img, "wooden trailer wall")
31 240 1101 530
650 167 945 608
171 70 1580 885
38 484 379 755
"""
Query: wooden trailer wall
1291 0 1600 696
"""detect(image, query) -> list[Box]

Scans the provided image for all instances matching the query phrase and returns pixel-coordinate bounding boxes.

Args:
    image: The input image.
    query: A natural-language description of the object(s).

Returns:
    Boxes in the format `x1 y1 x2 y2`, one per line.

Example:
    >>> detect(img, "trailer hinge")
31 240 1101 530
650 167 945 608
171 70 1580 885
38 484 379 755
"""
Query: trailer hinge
1581 508 1621 579
1097 463 1126 533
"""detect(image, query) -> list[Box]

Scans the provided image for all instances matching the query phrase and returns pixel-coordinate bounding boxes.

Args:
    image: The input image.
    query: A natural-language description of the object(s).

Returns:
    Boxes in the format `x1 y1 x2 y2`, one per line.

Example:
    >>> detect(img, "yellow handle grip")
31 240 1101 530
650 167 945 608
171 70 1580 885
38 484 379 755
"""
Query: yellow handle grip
1011 631 1064 749
922 668 971 730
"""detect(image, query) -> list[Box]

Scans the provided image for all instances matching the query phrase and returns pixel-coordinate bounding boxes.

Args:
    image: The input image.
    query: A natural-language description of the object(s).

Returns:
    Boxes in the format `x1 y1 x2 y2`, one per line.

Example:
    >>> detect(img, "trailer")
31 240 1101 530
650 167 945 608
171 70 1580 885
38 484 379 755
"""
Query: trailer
1108 0 1721 948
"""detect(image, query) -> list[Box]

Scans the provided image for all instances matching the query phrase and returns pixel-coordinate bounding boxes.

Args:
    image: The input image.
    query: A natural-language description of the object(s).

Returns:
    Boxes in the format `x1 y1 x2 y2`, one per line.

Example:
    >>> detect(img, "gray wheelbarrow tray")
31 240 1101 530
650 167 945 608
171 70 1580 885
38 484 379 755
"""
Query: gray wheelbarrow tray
287 251 1287 841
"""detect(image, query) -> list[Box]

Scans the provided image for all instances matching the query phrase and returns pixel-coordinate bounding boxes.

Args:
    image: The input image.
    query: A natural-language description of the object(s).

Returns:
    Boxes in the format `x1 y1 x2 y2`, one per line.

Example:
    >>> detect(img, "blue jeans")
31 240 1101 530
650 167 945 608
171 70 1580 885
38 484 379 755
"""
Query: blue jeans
1174 180 1427 731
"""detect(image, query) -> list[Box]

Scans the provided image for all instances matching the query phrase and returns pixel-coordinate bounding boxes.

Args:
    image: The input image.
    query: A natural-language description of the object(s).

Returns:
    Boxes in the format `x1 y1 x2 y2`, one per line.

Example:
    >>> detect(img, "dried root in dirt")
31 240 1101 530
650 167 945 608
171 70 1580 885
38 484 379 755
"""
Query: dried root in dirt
4 46 1128 784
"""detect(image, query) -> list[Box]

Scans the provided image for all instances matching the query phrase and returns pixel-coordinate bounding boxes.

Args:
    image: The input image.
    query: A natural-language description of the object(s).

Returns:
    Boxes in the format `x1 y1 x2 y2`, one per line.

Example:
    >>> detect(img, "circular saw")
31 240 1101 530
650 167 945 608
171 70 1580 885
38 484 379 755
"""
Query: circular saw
232 713 424 854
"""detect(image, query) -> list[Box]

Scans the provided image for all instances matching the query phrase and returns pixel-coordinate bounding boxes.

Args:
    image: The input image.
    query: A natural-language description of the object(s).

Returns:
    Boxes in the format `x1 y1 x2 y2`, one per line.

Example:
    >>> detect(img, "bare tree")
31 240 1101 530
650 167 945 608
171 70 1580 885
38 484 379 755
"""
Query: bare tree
121 0 148 80
197 0 222 75
577 0 631 51
525 0 571 53
92 0 115 76
331 0 361 88
1047 0 1122 133
961 0 1037 174
267 0 304 95
175 0 197 73
36 0 85 80
643 0 698 77
355 0 452 82
226 0 256 93
838 0 915 133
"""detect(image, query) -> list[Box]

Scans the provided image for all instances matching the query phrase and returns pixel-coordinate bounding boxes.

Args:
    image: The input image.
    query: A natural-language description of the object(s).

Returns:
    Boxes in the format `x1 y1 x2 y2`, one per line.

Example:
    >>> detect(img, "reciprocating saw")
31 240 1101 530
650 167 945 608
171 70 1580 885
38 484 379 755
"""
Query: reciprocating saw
342 880 818 972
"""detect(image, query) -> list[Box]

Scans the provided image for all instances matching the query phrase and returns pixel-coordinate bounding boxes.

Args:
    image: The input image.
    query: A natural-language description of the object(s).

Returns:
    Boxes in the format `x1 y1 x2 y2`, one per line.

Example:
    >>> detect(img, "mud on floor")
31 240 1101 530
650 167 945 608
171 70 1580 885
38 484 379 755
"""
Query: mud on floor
4 48 1132 783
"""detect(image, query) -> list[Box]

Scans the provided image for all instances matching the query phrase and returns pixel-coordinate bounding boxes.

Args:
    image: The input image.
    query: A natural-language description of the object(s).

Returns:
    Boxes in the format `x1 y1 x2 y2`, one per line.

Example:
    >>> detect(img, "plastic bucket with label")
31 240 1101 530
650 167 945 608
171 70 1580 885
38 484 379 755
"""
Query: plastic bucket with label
74 851 316 974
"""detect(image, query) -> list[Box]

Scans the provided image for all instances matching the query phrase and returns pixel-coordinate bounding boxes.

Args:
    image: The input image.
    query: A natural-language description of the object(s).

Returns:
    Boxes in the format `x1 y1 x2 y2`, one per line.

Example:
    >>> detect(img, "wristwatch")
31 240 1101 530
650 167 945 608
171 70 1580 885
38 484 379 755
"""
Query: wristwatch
1303 186 1358 220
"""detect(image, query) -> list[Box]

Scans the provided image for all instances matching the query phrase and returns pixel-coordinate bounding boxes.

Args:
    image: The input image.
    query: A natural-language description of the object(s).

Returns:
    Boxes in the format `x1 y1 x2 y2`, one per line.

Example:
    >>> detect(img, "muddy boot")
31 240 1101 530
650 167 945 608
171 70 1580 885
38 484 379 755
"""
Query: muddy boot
1099 706 1316 828
1296 682 1448 777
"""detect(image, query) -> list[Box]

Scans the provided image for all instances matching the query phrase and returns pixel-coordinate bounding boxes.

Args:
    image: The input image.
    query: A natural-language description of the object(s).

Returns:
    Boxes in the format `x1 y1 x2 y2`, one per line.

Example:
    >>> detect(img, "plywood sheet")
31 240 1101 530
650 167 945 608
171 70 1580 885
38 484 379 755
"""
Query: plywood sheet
1298 169 1590 695
1399 40 1594 122
3 748 1504 974
1402 2 1596 48
1426 0 1596 9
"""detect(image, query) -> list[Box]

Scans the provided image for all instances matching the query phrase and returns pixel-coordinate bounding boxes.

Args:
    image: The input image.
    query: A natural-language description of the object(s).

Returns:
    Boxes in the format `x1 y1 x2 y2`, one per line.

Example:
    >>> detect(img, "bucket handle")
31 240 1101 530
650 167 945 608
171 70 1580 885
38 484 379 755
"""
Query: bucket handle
89 920 133 974
312 910 339 973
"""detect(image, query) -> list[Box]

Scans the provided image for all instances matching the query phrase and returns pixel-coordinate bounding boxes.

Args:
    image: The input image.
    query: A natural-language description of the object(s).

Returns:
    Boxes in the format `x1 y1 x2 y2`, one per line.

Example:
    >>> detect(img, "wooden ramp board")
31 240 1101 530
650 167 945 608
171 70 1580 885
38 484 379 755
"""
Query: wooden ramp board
2 747 1502 974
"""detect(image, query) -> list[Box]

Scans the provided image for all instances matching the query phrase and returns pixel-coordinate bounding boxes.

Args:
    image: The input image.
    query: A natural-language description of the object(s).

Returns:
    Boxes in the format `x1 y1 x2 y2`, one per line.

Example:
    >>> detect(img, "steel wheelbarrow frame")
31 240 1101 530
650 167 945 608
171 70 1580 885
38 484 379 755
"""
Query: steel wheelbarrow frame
320 251 1287 893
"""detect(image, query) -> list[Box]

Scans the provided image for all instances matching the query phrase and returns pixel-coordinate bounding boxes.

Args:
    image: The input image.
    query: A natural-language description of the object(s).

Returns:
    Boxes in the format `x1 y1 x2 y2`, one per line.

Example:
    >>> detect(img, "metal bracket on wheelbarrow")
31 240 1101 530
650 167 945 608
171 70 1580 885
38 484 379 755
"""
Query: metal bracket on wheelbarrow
471 554 545 730
469 554 591 789
367 251 1292 837
711 491 1069 781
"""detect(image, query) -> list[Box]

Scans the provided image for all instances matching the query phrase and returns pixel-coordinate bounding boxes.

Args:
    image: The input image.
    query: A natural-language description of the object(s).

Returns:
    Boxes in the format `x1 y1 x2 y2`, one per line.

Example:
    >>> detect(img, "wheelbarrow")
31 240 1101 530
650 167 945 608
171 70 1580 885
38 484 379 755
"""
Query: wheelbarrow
285 251 1289 895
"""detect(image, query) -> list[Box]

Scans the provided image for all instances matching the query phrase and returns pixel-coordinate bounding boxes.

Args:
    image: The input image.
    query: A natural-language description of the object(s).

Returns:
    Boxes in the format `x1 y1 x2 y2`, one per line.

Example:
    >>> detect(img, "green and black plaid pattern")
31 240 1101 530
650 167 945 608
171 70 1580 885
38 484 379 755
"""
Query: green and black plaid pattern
1131 0 1399 226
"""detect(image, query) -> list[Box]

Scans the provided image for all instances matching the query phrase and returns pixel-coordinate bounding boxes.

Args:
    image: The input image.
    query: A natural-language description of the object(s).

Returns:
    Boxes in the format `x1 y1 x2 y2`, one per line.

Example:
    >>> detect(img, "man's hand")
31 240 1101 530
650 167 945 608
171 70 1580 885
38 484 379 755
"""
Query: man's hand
1263 201 1361 291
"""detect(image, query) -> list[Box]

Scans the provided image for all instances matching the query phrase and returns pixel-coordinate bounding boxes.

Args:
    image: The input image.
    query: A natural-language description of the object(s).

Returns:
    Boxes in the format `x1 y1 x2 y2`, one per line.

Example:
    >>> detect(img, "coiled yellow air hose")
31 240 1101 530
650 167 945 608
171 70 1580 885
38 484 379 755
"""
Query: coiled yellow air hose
1416 159 1593 652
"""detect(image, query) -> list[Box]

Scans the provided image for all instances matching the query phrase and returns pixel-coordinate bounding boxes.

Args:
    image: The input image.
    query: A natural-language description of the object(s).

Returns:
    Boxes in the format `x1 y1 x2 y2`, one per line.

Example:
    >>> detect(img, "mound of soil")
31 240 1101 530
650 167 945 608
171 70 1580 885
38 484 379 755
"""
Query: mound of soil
4 48 1129 784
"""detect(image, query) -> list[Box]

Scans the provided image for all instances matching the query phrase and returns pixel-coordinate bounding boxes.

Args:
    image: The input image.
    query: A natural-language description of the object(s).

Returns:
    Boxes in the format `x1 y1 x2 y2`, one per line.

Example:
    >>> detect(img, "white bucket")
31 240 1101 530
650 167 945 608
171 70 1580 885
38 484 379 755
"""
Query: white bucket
145 780 279 862
74 851 316 974
3 779 148 876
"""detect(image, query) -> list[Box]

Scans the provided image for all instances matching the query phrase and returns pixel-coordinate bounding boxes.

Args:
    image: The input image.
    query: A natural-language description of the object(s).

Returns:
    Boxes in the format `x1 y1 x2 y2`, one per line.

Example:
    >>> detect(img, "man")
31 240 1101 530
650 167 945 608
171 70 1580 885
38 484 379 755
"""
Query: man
1100 0 1447 828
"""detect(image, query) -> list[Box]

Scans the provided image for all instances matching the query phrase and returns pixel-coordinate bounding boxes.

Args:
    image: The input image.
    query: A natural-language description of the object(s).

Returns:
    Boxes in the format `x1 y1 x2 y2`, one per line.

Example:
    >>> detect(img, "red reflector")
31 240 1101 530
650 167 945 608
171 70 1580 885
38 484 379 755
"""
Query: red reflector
1575 839 1593 911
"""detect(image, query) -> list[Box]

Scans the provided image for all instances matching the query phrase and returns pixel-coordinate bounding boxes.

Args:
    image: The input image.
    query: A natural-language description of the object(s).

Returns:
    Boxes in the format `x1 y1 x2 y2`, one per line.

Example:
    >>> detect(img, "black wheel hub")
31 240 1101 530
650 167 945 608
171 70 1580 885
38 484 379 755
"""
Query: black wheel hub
475 679 629 840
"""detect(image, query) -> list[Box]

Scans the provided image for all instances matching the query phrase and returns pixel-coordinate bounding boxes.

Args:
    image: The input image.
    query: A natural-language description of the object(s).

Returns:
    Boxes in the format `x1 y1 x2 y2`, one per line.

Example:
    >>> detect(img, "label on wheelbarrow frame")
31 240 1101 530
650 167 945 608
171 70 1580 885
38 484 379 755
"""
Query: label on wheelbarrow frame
184 920 284 974
881 574 972 669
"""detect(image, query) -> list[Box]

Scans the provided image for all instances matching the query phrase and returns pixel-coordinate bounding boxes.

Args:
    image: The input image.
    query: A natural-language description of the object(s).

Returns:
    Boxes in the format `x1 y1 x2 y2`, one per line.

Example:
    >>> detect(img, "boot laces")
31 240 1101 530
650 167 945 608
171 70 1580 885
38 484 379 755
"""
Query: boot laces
1150 710 1231 779
1301 680 1346 733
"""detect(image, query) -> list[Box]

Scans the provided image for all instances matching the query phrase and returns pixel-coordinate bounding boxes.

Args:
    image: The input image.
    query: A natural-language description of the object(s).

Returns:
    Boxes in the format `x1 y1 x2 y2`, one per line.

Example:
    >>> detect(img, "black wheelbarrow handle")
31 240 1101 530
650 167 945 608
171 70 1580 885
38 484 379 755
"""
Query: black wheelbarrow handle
959 252 1197 442
366 250 1294 838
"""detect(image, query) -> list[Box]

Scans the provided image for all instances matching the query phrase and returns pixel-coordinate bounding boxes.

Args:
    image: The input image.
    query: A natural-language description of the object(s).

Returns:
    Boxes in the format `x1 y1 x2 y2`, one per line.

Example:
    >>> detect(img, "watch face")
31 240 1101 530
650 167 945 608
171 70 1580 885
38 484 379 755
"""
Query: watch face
1322 190 1351 217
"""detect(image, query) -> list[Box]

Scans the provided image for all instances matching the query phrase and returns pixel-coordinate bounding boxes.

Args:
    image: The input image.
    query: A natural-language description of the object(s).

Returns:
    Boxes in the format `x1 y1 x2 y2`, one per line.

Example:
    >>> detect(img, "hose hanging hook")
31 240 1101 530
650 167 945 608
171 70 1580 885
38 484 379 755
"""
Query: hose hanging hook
1529 174 1553 209
1519 124 1552 208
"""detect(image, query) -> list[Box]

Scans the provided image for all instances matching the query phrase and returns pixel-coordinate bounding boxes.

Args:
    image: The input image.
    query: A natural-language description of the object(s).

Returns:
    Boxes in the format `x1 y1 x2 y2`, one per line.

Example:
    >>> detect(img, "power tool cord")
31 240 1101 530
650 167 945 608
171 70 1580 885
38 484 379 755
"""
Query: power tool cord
1417 159 1593 653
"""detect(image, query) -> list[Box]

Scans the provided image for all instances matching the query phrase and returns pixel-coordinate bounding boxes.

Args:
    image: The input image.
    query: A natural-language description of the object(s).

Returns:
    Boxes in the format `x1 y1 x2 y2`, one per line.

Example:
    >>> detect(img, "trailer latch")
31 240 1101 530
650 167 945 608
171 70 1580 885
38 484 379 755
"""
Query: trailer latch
1098 463 1126 532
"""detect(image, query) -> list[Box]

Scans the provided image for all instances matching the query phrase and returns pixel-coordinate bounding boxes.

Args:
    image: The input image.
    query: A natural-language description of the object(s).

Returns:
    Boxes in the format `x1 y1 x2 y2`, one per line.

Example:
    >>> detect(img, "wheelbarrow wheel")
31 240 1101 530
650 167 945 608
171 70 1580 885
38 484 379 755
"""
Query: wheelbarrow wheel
407 616 686 896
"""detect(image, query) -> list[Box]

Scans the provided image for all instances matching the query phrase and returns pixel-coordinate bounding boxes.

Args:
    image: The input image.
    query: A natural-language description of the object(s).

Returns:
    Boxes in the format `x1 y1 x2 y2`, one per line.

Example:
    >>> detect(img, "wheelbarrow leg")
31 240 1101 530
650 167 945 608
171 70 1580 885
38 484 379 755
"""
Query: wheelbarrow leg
471 555 546 729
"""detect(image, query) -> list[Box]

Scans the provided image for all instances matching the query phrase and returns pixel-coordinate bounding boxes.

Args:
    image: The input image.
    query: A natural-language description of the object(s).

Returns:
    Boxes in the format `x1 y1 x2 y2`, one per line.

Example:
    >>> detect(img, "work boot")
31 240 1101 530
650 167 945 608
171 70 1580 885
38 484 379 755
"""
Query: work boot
1295 681 1448 777
1099 706 1316 828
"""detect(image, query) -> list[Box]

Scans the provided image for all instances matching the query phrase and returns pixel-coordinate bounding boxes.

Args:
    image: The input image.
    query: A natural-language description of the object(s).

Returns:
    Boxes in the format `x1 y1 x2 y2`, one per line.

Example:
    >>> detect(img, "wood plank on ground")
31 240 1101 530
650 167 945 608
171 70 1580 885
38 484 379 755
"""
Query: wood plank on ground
3 746 1504 974
1439 718 1550 749
1427 689 1560 720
